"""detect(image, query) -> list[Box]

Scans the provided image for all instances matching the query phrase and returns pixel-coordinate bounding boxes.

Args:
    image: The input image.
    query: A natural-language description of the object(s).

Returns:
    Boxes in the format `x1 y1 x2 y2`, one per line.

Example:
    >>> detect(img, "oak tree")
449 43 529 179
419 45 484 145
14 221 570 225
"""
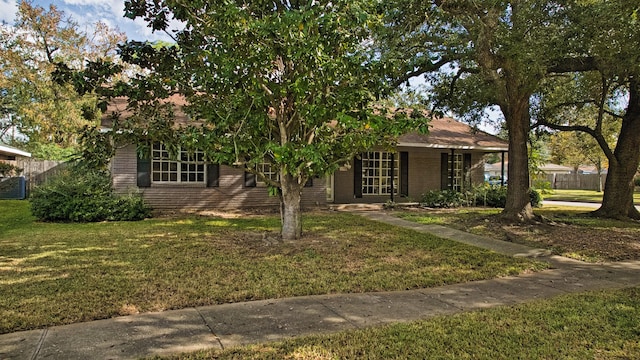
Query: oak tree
536 1 640 219
379 0 571 221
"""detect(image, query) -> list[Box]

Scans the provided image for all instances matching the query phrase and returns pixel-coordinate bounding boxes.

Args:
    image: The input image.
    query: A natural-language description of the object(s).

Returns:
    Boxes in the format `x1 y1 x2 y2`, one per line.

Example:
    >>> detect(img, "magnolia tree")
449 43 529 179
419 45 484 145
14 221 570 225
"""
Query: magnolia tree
113 0 425 240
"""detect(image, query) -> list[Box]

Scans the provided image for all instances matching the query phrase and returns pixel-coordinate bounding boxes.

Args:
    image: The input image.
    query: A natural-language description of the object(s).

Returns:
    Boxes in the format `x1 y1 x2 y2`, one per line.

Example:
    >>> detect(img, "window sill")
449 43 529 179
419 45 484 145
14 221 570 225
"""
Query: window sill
151 182 207 188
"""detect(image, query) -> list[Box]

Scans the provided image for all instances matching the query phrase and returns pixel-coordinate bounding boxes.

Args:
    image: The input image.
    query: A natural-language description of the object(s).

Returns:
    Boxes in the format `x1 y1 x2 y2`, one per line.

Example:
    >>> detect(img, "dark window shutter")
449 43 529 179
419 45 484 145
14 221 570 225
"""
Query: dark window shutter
463 153 472 189
244 171 256 187
400 152 409 196
206 164 220 187
440 153 449 190
304 177 313 187
353 156 362 198
137 157 151 188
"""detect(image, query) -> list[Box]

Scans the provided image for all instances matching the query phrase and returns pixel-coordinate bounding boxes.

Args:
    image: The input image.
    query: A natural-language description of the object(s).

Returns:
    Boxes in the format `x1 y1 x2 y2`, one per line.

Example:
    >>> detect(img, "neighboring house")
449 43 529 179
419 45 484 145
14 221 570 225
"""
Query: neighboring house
578 165 607 175
103 98 508 210
0 144 31 199
0 143 31 166
484 161 607 190
539 163 574 175
484 161 575 179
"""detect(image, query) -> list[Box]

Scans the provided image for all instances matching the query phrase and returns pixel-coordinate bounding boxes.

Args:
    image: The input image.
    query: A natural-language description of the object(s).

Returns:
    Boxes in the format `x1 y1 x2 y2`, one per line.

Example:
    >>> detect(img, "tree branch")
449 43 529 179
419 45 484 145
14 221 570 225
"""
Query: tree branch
391 56 453 88
547 57 598 74
538 120 615 161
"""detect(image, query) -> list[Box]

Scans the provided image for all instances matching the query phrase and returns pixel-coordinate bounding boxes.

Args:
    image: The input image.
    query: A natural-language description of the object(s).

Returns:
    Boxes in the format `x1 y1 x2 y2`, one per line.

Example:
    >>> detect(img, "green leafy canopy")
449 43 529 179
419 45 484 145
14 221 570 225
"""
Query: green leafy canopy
116 0 428 185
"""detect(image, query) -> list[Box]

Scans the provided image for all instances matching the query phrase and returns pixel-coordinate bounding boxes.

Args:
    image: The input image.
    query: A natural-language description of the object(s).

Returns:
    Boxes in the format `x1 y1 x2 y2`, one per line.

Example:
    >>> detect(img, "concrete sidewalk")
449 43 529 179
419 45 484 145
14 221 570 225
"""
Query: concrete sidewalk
2 212 640 360
543 200 640 211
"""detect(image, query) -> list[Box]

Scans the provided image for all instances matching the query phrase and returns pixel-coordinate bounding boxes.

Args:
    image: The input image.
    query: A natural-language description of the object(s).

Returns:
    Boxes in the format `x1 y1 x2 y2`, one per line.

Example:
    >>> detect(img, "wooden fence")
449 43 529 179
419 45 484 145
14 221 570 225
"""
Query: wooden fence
15 159 68 195
544 173 607 191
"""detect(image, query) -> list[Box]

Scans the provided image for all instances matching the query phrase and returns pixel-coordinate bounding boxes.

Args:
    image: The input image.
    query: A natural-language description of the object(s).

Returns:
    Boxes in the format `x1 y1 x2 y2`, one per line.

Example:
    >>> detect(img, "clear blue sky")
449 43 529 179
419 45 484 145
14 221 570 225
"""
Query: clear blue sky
0 0 173 42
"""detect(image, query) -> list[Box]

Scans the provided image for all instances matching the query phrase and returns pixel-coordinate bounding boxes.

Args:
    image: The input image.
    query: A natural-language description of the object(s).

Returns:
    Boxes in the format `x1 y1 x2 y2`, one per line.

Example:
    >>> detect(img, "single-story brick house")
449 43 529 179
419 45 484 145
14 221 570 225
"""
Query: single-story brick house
103 98 508 210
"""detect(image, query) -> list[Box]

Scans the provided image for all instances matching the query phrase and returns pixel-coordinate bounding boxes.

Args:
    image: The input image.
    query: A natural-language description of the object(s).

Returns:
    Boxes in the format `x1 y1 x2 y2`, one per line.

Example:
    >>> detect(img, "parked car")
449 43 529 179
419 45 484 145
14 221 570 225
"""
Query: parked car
486 175 506 186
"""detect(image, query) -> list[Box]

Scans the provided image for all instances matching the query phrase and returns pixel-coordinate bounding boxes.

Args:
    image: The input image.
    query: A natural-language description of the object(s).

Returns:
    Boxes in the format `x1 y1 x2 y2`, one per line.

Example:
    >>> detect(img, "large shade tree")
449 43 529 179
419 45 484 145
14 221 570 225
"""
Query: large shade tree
379 0 576 221
535 0 640 220
113 0 425 240
0 1 125 154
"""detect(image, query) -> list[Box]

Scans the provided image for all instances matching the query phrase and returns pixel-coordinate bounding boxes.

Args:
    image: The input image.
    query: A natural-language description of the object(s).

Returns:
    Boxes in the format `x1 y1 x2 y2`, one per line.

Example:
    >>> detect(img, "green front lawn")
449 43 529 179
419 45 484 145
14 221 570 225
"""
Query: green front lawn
161 287 640 359
543 189 640 204
0 201 544 334
399 206 640 262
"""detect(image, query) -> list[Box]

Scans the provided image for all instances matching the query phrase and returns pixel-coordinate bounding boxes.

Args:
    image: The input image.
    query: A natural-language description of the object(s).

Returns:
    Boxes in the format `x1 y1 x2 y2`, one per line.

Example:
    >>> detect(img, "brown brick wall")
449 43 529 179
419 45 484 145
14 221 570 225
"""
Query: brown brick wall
112 145 490 208
111 145 327 211
332 148 489 204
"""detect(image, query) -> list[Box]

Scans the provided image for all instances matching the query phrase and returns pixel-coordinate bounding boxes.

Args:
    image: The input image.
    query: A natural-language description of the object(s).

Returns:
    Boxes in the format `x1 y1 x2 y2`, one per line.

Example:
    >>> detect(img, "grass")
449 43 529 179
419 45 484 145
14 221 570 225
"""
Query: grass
154 287 640 359
398 205 640 263
397 205 639 231
398 208 502 228
0 200 545 334
543 189 640 204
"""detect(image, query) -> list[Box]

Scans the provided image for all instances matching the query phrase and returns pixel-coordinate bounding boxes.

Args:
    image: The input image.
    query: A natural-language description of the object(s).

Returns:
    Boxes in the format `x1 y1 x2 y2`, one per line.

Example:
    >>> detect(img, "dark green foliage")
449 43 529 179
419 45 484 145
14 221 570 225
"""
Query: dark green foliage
0 162 22 177
30 167 151 222
529 188 543 208
421 190 470 208
421 186 542 209
635 177 640 187
473 185 509 208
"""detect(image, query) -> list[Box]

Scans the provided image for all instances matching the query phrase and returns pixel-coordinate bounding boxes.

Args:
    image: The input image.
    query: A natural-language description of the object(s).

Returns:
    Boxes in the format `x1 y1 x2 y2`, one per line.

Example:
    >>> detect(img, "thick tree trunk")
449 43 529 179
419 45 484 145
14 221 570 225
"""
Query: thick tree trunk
280 173 304 241
501 96 535 221
593 80 640 220
595 159 603 192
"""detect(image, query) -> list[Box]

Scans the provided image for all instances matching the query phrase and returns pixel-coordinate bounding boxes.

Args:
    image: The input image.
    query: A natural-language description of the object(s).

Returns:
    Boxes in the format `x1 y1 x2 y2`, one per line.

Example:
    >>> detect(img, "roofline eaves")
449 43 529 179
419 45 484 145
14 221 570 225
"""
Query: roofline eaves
397 142 508 152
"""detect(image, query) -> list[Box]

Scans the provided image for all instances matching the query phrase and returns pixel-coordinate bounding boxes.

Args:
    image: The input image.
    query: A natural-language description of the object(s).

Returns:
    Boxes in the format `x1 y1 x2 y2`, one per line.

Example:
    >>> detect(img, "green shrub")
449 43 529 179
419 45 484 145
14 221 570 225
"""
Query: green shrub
473 185 508 208
529 188 543 208
421 190 470 208
0 162 22 177
30 168 151 222
421 186 542 209
635 177 640 187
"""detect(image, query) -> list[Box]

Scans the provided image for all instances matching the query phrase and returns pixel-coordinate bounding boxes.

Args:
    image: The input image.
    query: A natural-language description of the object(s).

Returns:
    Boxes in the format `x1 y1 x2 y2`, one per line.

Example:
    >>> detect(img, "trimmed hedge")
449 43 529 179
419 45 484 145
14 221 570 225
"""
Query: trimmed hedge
30 168 151 222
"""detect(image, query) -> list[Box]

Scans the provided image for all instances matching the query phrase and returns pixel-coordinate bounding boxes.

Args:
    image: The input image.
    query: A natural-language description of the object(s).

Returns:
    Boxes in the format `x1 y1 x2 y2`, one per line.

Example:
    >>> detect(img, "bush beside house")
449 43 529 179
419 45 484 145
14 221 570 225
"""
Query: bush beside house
30 166 151 222
421 186 541 209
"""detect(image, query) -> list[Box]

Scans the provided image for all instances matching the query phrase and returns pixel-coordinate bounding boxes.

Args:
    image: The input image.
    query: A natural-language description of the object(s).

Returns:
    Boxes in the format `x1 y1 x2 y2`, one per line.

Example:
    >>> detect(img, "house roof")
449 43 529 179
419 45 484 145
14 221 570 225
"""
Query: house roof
0 144 31 158
540 163 575 173
101 95 189 129
399 117 508 151
102 97 508 151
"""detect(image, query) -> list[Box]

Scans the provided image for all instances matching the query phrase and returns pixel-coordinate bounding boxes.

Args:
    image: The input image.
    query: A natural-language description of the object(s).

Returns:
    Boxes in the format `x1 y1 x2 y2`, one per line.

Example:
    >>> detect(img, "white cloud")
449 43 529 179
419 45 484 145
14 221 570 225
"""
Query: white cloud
0 0 18 24
5 0 179 42
61 0 179 42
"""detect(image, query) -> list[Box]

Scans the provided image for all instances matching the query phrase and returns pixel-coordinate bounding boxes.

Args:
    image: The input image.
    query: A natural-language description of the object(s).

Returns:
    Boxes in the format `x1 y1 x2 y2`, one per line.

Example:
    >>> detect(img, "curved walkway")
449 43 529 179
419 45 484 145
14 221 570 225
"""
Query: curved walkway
2 212 640 360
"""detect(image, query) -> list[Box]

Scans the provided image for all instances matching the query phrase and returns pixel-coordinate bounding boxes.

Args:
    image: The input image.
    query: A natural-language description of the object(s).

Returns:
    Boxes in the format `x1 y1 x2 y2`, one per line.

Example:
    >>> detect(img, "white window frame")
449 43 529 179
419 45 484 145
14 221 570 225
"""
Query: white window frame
151 143 206 184
256 161 279 186
449 153 464 191
361 151 398 196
